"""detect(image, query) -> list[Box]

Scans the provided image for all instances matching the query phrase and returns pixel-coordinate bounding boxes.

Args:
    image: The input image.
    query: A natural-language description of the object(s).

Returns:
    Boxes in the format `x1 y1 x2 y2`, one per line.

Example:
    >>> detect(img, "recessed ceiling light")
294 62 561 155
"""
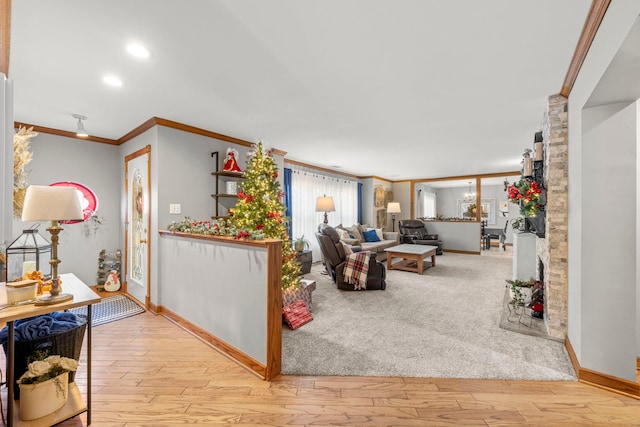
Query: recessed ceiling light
103 74 123 87
126 43 151 59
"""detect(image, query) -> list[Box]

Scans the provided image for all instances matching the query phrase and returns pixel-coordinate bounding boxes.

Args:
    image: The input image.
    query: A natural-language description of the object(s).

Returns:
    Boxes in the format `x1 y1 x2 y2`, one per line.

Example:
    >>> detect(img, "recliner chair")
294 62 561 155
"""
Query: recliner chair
316 226 386 290
398 219 443 255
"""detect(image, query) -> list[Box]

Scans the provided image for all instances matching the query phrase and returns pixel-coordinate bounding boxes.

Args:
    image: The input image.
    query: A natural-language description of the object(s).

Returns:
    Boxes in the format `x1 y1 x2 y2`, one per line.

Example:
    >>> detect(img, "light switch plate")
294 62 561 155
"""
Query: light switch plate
169 204 181 214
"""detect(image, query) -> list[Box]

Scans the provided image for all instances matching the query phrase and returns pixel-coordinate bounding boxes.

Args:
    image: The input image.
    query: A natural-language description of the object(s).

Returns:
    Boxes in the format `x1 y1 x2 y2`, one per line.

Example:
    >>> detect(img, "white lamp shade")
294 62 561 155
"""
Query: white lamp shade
315 196 335 212
22 185 84 222
387 202 401 214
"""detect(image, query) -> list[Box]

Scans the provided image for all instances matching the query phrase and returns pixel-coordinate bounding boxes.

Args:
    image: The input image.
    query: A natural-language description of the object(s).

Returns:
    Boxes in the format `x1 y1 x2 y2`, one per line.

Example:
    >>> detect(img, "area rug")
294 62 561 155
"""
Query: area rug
282 254 576 381
69 294 145 327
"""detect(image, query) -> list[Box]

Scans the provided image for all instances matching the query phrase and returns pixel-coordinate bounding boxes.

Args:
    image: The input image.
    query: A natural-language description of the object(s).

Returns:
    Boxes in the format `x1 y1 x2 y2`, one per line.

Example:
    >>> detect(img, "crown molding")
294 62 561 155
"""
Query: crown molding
13 121 119 145
411 171 521 184
561 0 611 97
13 117 288 156
120 117 286 156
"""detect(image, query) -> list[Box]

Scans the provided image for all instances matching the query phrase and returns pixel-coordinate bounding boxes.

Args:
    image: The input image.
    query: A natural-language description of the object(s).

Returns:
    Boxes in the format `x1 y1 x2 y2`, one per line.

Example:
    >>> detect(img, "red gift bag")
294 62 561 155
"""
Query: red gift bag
282 300 313 330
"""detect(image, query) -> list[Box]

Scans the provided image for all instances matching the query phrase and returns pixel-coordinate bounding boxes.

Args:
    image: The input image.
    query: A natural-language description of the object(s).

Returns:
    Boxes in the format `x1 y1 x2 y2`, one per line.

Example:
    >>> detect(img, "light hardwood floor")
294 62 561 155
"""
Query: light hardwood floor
3 311 640 426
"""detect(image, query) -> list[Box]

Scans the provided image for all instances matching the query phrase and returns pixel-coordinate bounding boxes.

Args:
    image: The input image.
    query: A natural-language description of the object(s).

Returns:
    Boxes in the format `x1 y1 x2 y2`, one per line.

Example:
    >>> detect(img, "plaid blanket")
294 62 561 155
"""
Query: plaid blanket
343 251 370 290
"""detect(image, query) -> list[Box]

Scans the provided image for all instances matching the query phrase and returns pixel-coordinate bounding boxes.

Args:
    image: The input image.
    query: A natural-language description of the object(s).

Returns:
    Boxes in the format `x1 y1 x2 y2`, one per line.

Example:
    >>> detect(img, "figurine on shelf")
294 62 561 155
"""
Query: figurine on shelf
223 147 242 172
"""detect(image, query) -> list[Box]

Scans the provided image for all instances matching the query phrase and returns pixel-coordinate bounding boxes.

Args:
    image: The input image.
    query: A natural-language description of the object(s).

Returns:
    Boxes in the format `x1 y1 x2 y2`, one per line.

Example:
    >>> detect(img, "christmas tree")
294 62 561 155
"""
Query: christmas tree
230 142 301 290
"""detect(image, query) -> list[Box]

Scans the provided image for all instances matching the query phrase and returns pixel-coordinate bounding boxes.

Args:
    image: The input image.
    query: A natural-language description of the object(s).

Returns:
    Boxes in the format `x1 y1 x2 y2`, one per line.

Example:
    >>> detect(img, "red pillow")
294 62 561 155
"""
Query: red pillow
282 300 313 330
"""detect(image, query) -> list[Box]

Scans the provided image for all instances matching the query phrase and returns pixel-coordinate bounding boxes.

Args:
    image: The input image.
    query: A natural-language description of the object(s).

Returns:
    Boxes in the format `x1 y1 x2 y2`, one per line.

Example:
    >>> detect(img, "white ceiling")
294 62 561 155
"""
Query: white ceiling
9 0 592 180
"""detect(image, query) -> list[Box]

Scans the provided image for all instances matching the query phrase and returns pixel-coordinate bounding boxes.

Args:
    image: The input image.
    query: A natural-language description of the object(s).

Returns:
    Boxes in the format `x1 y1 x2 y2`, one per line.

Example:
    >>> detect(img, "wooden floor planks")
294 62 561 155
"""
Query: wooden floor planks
1 311 639 426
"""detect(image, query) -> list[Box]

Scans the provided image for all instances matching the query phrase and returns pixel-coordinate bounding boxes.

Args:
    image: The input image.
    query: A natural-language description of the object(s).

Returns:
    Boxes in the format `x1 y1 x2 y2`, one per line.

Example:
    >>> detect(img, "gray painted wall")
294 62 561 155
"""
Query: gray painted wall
567 0 640 374
581 101 637 381
159 234 268 364
424 221 481 253
11 133 121 285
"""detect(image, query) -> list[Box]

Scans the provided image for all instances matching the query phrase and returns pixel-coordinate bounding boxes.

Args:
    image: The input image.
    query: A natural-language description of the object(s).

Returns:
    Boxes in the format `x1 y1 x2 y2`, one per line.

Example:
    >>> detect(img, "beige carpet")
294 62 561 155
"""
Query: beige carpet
282 251 576 381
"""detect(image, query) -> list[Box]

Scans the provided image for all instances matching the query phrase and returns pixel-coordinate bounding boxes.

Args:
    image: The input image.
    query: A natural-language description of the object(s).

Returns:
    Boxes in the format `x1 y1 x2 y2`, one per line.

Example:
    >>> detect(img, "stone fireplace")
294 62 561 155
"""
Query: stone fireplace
535 94 569 340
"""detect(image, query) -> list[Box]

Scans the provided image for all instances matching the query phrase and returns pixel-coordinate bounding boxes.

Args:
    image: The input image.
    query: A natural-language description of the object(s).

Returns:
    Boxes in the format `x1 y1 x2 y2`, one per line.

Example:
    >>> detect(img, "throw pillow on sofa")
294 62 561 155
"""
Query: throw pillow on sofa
336 228 350 241
344 225 363 241
362 229 381 242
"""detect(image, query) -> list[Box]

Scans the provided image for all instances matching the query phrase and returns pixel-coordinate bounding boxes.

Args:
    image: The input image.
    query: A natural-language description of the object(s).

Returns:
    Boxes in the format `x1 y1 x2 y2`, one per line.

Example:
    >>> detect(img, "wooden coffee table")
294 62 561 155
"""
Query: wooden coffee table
384 244 438 275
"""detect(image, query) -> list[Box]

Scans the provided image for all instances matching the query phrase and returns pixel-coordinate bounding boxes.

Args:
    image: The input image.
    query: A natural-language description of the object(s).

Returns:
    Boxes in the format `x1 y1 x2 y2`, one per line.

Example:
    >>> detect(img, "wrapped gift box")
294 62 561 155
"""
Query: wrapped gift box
282 279 316 311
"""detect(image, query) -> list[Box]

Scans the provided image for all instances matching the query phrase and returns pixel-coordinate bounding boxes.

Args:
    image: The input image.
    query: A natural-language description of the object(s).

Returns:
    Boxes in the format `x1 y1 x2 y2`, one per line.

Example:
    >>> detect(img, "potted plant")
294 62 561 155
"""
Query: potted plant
293 235 310 252
511 217 525 232
506 279 538 306
18 353 79 420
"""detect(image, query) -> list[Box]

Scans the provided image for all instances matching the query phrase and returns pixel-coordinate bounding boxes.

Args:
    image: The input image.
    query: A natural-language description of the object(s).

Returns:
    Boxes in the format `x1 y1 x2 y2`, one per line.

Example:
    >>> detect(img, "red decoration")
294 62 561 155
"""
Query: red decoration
282 300 313 330
223 148 242 172
50 181 98 224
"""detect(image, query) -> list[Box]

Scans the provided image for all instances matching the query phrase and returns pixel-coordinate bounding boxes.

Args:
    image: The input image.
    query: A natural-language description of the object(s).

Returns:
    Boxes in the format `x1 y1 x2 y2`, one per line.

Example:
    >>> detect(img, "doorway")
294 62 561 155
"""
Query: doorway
124 146 151 307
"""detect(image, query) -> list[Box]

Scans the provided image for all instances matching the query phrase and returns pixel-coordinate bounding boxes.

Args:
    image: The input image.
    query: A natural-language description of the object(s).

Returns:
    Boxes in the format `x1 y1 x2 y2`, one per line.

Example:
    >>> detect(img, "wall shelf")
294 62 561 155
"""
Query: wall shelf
211 152 244 218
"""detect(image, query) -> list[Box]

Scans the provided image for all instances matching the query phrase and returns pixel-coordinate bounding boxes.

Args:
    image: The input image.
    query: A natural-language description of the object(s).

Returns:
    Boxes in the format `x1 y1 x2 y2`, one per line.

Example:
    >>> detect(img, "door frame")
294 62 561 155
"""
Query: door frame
124 145 152 308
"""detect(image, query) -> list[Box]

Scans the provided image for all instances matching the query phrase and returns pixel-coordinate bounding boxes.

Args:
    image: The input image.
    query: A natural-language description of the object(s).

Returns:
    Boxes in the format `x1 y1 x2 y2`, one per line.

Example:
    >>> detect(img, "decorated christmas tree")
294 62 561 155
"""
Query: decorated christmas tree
230 142 301 290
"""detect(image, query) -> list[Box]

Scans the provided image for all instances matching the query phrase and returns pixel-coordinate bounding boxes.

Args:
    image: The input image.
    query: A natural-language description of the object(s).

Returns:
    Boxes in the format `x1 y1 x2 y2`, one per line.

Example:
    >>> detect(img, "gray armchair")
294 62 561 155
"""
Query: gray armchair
316 226 386 290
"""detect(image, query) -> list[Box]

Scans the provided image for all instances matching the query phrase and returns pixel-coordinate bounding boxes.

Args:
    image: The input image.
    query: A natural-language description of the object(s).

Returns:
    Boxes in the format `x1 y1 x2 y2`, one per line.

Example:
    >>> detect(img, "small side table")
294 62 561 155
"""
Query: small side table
0 273 100 426
296 250 312 274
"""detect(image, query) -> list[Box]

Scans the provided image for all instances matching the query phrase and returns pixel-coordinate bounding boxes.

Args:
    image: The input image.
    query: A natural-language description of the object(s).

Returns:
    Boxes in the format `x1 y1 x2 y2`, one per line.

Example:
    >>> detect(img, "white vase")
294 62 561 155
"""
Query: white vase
18 371 69 420
509 285 533 305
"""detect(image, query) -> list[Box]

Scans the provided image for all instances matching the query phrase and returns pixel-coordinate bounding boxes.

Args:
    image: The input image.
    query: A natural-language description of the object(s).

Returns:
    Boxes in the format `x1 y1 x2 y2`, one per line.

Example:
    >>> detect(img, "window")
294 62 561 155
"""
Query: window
289 165 359 261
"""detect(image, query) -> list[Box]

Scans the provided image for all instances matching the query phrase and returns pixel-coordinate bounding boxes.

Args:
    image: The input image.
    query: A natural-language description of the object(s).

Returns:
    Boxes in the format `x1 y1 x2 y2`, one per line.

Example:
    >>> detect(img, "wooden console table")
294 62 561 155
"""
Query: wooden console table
0 273 100 426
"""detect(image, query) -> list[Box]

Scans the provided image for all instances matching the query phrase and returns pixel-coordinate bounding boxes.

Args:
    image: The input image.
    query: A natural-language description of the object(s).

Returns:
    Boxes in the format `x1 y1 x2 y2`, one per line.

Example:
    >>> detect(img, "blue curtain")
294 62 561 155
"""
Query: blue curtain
284 168 293 239
357 182 363 225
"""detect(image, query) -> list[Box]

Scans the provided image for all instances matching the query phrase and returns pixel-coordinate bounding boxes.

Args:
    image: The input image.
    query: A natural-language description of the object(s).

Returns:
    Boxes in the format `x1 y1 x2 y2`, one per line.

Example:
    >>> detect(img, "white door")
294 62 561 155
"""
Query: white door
125 146 150 306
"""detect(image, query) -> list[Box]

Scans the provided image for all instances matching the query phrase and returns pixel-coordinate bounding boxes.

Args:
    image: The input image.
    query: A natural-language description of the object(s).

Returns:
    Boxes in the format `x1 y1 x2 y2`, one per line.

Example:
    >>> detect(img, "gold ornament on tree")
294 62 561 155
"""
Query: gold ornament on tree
13 126 37 217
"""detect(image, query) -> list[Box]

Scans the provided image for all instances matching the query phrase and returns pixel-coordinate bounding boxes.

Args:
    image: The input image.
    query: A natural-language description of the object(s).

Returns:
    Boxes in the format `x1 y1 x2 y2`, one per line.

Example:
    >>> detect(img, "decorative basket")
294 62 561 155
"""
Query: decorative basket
3 314 87 399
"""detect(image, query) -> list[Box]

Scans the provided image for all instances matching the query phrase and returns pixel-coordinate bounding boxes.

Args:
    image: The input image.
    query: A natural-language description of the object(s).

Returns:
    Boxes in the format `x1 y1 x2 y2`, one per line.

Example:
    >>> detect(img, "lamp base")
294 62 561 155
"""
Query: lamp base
35 293 73 306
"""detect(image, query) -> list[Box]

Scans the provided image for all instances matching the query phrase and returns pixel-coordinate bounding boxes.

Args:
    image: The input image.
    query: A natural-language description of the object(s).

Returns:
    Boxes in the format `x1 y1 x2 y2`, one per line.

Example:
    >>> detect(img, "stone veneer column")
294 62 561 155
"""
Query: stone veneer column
538 94 569 339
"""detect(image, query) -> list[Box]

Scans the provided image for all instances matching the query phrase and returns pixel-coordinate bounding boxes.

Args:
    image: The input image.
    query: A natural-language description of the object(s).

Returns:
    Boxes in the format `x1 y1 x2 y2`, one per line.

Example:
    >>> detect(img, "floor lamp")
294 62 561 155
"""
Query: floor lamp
21 185 84 305
387 202 401 232
315 195 335 275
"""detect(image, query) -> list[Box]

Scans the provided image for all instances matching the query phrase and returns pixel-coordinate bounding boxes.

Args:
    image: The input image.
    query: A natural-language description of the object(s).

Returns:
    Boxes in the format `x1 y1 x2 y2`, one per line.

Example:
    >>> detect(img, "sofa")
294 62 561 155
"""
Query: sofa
334 223 399 260
398 219 443 255
317 226 386 290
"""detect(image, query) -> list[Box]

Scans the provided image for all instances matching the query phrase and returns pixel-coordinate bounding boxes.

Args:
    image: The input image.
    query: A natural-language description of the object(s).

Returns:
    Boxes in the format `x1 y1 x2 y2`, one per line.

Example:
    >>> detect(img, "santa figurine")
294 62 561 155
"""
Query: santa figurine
223 147 242 172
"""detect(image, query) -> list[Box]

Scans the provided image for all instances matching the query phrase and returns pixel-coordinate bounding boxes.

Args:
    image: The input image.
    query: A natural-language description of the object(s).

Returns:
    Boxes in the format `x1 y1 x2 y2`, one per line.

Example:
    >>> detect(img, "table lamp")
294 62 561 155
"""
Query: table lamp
315 195 335 226
21 185 83 305
387 202 401 232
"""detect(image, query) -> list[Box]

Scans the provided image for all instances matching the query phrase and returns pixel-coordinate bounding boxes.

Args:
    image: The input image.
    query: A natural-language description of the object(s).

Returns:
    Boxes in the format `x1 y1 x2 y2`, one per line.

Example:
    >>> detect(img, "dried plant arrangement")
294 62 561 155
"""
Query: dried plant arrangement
13 126 37 217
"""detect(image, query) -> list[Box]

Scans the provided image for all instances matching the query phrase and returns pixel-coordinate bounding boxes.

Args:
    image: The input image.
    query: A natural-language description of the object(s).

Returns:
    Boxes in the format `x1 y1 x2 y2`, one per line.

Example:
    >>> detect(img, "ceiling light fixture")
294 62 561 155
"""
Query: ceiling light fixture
102 74 123 87
126 42 151 59
464 181 476 202
72 114 89 137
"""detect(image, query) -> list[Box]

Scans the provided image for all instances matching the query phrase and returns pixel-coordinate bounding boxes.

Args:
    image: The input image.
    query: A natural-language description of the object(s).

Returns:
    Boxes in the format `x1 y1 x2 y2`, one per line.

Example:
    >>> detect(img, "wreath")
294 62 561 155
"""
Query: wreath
507 178 542 217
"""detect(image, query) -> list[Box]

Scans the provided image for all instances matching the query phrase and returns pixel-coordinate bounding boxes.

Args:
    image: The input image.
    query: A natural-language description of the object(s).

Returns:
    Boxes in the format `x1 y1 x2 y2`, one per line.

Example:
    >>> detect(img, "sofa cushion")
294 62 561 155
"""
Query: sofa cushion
336 228 350 241
341 237 361 246
344 225 363 241
340 241 354 255
362 229 380 242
